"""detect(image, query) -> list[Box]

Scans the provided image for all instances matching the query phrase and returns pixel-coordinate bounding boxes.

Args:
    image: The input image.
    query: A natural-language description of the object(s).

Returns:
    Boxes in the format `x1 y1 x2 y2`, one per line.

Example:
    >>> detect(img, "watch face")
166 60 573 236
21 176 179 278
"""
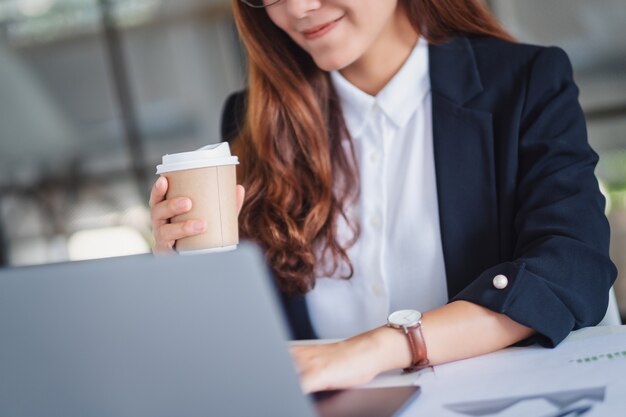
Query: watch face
388 309 422 327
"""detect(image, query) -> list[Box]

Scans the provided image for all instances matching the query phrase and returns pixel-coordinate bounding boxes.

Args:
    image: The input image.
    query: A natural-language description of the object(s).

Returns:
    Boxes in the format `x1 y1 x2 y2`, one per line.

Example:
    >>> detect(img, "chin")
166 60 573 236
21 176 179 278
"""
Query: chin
311 53 354 72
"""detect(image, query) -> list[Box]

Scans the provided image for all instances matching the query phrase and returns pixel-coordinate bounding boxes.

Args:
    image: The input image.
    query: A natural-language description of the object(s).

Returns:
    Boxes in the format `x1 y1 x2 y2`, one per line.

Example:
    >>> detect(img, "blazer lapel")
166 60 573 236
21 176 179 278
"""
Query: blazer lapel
429 37 500 299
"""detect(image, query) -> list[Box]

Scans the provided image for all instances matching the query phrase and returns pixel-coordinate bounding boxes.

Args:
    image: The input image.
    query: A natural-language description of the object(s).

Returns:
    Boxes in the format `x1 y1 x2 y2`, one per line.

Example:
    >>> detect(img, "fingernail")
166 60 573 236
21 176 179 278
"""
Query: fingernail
177 198 191 210
157 177 166 188
193 221 206 232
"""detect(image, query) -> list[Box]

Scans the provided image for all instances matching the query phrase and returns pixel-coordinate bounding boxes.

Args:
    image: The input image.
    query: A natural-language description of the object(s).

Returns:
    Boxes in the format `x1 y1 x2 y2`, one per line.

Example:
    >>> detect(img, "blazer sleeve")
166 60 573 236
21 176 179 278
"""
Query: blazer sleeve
220 91 247 144
450 46 618 347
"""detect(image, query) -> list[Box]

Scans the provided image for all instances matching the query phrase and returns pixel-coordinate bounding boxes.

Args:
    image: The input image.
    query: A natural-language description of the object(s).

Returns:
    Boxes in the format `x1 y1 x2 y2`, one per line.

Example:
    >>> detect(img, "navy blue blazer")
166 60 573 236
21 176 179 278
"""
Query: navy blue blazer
220 36 617 347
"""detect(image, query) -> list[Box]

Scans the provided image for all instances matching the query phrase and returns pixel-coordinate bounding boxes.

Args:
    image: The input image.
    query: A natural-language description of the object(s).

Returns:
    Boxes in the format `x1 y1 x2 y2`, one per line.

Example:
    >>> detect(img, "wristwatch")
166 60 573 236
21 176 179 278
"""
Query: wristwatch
387 309 429 373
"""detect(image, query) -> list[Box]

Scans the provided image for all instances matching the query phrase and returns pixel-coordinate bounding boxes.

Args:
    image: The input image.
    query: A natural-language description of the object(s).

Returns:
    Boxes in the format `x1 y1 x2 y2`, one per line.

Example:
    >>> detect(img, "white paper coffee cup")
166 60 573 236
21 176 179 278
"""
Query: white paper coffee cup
156 142 240 255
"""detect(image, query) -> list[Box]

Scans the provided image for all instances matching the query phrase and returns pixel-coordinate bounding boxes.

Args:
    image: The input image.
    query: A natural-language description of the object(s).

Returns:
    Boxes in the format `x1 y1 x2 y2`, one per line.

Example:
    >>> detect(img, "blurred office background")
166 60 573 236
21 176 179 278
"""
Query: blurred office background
0 1 625 317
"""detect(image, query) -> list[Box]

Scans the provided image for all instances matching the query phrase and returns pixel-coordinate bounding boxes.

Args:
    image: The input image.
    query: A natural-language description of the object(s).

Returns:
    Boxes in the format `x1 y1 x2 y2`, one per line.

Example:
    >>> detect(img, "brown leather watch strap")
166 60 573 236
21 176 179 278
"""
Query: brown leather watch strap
402 323 429 373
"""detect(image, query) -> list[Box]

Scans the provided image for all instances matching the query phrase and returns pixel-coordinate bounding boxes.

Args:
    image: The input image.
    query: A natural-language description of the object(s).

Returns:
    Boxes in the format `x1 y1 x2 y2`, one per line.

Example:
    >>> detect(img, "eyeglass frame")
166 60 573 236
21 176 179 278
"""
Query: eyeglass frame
239 0 283 9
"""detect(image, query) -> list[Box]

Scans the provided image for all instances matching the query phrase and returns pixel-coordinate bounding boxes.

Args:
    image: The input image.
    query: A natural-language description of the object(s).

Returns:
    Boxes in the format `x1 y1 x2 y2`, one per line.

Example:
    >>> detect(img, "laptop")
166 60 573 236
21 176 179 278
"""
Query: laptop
0 242 419 417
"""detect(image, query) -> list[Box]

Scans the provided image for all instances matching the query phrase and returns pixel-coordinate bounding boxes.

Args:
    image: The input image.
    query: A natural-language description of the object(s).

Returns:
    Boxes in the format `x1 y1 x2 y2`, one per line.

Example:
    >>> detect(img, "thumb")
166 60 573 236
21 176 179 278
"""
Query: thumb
236 185 246 215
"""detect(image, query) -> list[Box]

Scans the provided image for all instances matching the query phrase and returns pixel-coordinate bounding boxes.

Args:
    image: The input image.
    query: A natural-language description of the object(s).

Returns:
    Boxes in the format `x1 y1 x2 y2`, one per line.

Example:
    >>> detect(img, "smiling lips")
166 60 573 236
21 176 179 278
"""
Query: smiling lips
302 16 344 40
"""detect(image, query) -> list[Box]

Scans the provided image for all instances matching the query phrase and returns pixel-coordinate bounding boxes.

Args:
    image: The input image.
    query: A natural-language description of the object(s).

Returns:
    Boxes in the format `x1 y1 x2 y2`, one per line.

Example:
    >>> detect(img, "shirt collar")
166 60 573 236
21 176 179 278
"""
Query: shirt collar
330 37 430 138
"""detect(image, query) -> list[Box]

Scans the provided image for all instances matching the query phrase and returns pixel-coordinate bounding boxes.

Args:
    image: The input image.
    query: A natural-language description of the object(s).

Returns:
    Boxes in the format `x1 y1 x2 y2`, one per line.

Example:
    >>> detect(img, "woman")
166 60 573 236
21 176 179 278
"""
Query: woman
150 0 617 393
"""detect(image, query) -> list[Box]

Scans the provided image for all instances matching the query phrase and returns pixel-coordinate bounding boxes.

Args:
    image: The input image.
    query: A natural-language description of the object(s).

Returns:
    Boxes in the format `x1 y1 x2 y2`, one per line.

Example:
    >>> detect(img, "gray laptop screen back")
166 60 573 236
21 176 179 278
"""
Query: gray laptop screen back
0 243 315 417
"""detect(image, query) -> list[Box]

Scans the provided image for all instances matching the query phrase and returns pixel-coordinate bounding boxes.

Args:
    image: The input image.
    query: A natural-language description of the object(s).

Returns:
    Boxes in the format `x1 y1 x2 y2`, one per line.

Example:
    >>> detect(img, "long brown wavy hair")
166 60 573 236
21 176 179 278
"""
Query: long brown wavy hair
231 0 514 295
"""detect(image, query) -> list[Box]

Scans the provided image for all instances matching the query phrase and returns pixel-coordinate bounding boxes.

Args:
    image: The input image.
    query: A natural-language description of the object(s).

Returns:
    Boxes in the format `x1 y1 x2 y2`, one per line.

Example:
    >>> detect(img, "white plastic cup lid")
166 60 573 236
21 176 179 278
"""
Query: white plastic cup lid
156 142 239 174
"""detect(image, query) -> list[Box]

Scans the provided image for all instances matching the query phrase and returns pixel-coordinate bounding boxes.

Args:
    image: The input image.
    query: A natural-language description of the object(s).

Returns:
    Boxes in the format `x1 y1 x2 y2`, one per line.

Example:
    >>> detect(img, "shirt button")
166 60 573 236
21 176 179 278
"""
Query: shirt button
493 274 509 289
370 215 382 228
369 152 381 163
372 284 384 296
372 103 380 114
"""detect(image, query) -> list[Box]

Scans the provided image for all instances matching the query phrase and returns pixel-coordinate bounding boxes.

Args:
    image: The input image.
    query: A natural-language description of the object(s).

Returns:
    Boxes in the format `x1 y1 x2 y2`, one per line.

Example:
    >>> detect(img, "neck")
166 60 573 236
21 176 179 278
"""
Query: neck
339 8 419 96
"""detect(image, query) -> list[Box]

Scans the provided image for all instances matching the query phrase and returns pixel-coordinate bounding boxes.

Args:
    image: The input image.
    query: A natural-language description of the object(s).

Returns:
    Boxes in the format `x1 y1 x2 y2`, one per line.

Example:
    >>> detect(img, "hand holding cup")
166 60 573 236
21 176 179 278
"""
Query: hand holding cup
150 143 245 254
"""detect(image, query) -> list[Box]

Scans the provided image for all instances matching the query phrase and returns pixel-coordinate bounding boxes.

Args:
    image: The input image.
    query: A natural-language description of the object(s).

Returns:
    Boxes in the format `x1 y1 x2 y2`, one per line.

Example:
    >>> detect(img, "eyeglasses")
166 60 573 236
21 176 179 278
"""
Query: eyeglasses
240 0 282 8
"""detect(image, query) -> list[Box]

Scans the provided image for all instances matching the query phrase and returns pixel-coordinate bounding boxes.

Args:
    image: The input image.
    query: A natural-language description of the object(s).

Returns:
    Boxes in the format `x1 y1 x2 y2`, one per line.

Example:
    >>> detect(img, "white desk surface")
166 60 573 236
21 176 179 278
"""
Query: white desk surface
294 325 626 416
399 325 626 416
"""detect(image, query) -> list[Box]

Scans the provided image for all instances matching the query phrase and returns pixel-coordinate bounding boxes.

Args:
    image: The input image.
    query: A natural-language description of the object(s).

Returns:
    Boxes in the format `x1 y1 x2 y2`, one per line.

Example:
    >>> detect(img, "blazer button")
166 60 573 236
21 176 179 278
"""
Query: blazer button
493 274 508 289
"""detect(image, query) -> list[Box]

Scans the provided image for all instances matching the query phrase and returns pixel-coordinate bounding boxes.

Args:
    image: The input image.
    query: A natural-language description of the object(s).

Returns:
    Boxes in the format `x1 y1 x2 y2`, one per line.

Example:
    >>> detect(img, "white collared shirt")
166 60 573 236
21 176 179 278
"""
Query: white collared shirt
305 37 449 339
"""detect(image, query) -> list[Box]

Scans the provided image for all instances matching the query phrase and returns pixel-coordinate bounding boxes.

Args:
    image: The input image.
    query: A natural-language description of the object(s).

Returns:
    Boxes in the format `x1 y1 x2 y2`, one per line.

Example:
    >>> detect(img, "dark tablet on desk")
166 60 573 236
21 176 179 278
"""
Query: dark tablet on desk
313 386 421 417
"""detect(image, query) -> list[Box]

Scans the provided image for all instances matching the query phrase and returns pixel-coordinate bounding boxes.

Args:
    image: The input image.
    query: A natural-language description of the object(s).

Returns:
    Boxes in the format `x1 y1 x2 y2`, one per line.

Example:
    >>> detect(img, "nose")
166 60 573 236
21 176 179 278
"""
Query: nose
284 0 322 19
